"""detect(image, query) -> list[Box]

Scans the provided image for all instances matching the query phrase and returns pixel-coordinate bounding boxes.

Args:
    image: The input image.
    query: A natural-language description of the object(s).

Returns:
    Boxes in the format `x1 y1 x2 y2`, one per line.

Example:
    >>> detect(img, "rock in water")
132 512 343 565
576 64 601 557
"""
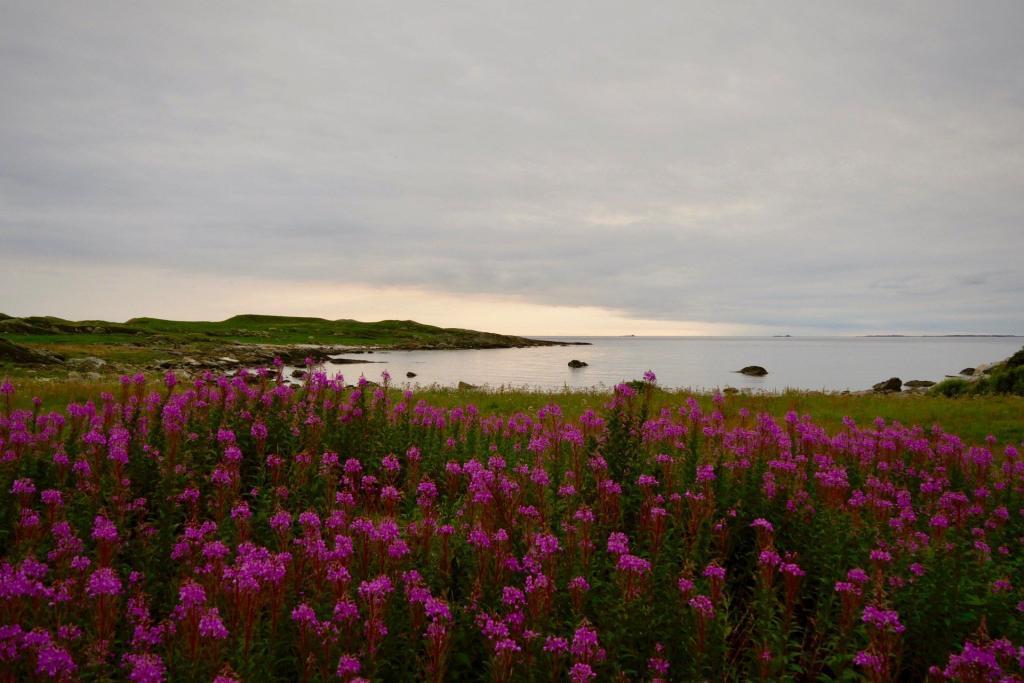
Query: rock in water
738 366 768 376
873 377 902 392
903 380 935 388
568 360 588 368
291 369 307 379
457 381 477 390
406 371 417 378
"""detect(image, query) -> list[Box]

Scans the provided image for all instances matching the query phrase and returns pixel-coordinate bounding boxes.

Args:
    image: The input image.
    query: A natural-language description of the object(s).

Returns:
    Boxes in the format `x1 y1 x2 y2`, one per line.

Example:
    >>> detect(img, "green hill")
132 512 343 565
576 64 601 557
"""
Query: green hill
0 314 579 375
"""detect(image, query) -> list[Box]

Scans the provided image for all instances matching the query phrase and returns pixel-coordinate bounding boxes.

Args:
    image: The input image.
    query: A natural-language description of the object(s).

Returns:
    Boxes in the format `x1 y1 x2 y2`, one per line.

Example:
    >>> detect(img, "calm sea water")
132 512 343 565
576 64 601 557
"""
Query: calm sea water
291 337 1022 392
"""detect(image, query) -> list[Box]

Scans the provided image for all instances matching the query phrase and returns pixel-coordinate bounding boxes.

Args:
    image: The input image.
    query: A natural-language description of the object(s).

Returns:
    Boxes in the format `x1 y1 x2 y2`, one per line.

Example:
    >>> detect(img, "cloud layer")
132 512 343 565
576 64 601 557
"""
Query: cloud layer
2 1 1022 333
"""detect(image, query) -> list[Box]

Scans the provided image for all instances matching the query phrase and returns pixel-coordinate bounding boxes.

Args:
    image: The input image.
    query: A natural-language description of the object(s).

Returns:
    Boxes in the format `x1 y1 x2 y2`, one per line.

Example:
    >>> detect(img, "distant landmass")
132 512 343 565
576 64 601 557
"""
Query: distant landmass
0 313 587 375
863 334 1021 338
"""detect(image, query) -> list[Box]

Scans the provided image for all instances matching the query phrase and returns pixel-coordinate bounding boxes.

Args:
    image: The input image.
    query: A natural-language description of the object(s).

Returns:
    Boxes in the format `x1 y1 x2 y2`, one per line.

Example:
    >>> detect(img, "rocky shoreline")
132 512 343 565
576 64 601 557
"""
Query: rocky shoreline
0 336 590 380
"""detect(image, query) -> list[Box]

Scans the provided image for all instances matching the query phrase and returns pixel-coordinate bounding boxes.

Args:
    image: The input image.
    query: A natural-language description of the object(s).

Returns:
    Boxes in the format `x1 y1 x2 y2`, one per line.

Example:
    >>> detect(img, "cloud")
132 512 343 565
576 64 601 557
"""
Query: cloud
1 1 1022 333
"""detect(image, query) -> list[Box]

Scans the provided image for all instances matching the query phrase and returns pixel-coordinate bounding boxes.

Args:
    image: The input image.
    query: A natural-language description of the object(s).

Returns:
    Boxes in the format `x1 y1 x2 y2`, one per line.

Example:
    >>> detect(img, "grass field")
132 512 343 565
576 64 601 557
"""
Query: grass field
8 376 1023 446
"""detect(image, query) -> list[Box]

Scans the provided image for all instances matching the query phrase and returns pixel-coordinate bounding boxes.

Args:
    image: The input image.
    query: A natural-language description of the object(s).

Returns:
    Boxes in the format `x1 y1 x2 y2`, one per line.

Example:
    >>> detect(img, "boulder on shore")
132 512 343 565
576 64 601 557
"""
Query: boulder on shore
873 377 902 393
457 381 477 390
66 356 107 370
568 359 588 368
738 365 768 376
291 369 307 379
960 367 975 376
977 363 997 375
903 380 935 388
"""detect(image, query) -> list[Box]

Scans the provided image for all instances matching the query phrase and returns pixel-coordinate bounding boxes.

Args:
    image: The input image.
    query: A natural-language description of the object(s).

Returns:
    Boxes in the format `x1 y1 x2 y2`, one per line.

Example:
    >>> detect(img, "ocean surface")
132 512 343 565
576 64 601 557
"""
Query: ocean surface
289 336 1022 393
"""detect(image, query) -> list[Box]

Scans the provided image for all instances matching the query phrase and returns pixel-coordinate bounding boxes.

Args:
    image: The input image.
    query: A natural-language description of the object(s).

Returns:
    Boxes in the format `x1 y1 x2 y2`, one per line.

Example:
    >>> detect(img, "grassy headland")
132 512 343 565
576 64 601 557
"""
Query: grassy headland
0 313 582 377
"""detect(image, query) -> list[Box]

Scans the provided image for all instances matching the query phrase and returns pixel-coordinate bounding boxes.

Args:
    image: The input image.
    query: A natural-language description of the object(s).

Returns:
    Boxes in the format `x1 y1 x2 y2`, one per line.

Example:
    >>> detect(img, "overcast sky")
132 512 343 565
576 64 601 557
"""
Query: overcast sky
1 2 1022 335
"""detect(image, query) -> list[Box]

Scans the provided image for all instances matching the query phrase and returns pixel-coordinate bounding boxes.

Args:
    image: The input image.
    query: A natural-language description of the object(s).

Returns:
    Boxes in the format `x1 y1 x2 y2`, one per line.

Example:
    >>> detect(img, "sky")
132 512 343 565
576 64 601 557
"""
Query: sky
1 2 1022 336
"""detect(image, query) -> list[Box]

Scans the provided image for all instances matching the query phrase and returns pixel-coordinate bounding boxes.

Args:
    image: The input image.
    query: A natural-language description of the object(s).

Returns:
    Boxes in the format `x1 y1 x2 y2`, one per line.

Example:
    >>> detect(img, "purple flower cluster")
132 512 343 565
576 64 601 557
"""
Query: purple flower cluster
0 370 1020 680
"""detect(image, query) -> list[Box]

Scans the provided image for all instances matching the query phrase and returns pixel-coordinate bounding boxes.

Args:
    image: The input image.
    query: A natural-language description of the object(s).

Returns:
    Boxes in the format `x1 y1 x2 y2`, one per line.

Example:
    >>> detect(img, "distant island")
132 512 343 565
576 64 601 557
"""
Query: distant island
0 313 587 376
863 334 1021 338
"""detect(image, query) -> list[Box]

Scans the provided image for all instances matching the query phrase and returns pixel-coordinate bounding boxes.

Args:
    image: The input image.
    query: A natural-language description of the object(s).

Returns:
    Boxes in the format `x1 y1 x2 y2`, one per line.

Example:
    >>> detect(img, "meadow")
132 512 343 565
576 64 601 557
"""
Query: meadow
1 366 1022 681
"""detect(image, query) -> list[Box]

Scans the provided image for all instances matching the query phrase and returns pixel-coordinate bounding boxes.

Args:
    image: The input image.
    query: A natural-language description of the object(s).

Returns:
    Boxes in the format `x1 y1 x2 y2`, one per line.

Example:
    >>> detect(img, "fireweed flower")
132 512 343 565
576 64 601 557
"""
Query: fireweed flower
689 595 715 620
123 653 167 683
689 595 716 653
647 642 670 680
177 580 206 609
703 562 726 602
847 568 870 585
940 637 1022 680
992 578 1012 593
337 654 361 679
199 608 228 640
92 515 119 542
544 636 569 654
569 662 596 682
606 532 630 555
87 567 123 597
10 478 36 496
34 640 77 679
568 576 590 592
615 554 651 600
571 624 605 665
862 605 905 633
854 650 884 675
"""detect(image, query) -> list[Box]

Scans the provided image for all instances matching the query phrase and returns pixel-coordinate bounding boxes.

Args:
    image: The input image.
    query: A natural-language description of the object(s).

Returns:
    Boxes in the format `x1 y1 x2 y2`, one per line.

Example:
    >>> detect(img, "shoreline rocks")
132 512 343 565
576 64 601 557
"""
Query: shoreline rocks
738 366 768 376
568 360 588 368
873 377 902 393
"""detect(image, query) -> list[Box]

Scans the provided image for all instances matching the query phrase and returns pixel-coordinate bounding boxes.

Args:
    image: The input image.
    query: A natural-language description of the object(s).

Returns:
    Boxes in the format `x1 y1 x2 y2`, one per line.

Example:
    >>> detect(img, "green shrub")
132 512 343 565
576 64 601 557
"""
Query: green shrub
1004 346 1024 369
931 378 969 397
930 346 1024 397
990 365 1024 395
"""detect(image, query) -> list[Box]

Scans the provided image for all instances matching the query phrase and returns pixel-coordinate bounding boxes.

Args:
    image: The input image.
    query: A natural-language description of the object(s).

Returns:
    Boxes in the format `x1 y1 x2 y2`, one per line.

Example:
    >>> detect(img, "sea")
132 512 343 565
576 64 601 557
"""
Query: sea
283 336 1023 393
